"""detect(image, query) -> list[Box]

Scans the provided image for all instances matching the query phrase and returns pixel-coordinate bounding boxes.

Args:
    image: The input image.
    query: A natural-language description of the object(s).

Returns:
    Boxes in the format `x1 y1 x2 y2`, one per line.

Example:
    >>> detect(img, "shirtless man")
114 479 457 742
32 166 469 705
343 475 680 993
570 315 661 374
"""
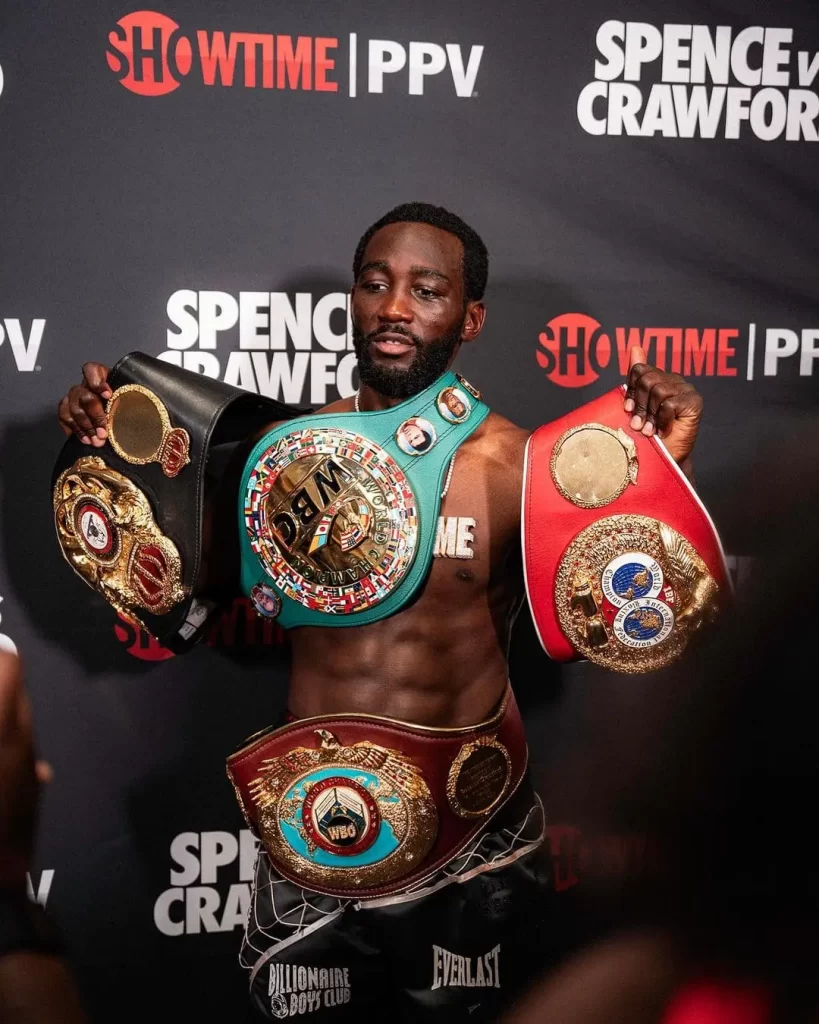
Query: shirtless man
57 202 703 1022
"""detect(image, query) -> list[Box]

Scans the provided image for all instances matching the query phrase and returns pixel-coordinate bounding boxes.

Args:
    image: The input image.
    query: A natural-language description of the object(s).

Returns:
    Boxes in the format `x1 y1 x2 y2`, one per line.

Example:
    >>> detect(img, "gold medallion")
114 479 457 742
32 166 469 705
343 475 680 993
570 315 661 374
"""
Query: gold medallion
247 730 438 891
446 735 512 819
107 384 191 477
551 423 638 509
455 374 482 401
245 428 418 614
53 456 184 621
555 514 719 672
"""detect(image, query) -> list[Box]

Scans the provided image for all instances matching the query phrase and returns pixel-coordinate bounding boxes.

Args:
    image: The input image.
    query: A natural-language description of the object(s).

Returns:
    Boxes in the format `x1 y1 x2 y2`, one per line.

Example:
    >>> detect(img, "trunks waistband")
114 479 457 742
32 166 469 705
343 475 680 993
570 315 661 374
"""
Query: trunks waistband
226 685 527 899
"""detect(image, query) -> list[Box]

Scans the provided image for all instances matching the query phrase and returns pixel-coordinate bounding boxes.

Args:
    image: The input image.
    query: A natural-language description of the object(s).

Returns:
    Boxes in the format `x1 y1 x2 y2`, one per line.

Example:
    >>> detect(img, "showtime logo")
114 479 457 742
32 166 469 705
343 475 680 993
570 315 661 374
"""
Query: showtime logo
536 313 819 387
160 289 358 405
106 11 483 99
578 22 819 141
154 829 258 935
115 599 286 660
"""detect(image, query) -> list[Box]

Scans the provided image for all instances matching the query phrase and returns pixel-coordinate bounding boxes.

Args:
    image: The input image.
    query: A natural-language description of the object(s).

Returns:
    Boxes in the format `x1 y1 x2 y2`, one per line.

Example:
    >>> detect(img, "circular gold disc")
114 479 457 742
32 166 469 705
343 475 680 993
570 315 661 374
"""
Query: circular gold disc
108 386 168 463
552 425 630 508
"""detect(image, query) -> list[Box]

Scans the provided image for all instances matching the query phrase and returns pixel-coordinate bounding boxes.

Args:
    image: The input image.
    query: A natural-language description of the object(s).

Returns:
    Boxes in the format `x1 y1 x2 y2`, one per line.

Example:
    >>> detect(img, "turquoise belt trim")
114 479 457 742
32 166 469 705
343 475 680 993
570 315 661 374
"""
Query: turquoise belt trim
239 370 488 628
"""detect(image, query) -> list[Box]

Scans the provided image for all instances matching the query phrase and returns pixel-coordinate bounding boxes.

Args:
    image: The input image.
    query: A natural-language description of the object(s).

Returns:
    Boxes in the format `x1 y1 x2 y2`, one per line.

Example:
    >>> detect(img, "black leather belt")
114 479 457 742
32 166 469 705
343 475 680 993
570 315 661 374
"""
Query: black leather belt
51 351 301 652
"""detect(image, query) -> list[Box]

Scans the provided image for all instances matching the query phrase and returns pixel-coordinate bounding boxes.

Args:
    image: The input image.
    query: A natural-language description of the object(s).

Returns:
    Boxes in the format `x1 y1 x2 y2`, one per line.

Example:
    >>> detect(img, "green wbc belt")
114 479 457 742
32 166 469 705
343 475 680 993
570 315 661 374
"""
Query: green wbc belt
239 371 488 628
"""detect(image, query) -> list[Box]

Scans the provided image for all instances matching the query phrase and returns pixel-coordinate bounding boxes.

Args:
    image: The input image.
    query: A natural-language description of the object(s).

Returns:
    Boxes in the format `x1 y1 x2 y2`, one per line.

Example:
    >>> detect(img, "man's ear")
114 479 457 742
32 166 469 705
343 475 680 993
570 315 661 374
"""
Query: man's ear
461 301 486 343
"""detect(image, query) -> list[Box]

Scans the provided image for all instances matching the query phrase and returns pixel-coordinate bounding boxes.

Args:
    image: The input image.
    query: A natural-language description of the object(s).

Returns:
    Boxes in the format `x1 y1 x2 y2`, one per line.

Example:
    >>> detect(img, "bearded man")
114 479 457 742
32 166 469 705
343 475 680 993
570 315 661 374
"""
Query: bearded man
56 202 706 1022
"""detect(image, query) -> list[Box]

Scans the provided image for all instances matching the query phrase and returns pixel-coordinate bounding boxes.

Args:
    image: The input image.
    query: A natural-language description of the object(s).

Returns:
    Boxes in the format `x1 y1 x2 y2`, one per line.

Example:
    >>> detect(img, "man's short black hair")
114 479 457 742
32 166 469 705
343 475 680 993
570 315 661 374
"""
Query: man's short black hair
352 202 489 302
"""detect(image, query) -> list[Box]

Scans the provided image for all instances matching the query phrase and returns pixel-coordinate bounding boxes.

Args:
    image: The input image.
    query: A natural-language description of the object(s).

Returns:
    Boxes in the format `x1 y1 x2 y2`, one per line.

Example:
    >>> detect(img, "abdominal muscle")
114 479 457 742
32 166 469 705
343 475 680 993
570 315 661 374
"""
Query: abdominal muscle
286 574 520 727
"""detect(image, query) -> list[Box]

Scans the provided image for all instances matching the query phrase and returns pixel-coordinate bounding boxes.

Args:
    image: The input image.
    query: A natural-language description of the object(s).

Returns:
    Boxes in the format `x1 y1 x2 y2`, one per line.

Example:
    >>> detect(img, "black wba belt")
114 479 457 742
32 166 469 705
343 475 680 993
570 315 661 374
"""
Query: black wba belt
51 351 299 652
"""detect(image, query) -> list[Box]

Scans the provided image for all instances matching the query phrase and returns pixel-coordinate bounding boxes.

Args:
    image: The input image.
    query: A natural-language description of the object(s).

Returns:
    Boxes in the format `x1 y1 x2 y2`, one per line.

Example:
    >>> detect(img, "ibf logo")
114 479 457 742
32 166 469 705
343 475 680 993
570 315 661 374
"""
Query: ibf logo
106 11 483 99
0 319 45 372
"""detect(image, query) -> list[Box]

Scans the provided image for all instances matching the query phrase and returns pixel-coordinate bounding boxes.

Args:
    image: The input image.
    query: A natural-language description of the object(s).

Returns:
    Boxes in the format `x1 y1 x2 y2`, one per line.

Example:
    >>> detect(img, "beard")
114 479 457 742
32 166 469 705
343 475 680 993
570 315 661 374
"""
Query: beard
352 320 463 399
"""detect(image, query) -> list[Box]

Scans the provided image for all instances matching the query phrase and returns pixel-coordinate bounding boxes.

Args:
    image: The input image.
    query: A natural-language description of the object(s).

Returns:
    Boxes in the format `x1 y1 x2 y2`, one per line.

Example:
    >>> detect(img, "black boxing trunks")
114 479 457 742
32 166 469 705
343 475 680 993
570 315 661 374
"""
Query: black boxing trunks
240 774 552 1023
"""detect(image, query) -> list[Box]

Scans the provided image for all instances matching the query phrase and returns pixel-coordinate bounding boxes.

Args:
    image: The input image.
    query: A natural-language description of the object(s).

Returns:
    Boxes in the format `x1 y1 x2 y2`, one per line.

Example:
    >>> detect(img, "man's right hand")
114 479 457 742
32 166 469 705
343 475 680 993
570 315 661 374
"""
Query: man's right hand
56 362 112 447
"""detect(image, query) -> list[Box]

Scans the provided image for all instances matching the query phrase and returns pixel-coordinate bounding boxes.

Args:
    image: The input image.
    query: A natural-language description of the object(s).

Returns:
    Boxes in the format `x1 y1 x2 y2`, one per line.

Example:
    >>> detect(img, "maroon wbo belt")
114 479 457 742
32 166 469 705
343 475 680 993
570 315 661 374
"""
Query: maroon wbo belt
226 688 527 899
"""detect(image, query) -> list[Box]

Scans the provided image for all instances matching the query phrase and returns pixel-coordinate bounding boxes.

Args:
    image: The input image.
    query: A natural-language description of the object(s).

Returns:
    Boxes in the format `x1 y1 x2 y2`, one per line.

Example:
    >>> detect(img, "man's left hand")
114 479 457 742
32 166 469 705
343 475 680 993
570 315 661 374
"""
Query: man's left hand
624 346 703 467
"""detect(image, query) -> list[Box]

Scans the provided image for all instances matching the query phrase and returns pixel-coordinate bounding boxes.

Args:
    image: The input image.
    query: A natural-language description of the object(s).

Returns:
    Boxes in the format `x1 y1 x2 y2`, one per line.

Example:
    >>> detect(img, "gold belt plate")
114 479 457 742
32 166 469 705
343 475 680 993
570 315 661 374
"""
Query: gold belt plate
244 428 419 614
53 456 184 622
246 730 438 891
555 514 719 672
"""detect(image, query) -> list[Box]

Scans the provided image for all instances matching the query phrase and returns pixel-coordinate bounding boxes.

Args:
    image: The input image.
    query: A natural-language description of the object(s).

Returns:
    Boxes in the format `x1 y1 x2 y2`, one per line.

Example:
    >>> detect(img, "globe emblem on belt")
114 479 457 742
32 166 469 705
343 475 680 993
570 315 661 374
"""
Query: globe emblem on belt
244 428 419 614
302 777 380 856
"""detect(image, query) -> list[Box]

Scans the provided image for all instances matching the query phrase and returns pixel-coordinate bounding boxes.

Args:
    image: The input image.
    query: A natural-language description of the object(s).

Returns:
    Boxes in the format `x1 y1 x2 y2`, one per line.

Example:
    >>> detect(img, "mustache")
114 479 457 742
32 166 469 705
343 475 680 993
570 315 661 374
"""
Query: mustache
366 325 422 346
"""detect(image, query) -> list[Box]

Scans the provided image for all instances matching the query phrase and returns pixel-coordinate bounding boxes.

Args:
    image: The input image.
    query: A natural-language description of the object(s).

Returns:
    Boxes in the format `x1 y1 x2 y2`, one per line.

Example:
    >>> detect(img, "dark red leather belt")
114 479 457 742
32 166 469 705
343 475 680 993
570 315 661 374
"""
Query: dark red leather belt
523 387 730 673
226 687 527 898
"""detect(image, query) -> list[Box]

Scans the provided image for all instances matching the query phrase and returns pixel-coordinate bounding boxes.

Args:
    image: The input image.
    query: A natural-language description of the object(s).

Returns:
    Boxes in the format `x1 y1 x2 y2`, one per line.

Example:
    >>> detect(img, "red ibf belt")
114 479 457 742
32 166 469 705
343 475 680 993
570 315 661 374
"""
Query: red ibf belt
226 688 526 899
523 387 730 673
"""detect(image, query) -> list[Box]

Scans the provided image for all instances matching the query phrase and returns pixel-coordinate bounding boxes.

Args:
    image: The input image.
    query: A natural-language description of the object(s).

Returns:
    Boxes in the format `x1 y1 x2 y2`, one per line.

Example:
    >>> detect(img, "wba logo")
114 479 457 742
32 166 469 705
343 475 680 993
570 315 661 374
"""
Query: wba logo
0 319 45 372
536 313 819 387
154 829 258 936
160 289 357 405
578 22 819 140
106 11 483 99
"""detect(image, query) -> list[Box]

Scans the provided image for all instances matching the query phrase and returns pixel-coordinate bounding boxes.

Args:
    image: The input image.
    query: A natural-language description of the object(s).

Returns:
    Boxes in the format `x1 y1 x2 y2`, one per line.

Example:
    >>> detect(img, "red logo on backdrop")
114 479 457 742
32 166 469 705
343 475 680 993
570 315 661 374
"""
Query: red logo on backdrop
114 598 286 659
536 313 612 388
537 313 741 388
114 615 176 661
106 11 193 96
106 10 338 95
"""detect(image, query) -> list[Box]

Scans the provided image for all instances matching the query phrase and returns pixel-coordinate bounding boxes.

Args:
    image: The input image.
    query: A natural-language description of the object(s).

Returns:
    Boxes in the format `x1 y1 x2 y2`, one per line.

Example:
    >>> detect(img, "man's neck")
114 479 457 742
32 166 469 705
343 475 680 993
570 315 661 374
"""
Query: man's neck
356 364 457 412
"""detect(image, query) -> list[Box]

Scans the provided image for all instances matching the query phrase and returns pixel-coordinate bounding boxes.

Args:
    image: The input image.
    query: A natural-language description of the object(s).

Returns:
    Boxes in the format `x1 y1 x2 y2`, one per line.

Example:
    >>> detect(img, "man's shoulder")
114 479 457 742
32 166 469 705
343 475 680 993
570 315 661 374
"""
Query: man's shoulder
468 411 530 462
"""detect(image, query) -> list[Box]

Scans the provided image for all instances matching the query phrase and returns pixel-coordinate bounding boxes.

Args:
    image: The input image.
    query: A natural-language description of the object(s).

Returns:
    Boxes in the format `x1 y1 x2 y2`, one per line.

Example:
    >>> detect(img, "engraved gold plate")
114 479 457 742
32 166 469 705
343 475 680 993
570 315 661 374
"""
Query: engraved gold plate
107 384 191 478
446 736 512 819
551 423 638 509
53 456 185 621
555 514 719 672
244 428 419 614
247 730 438 891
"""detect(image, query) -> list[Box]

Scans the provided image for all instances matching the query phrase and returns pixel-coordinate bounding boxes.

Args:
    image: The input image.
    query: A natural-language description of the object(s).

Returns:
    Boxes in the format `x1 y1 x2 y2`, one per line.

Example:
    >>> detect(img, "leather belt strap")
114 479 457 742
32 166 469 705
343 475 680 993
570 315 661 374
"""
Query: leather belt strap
226 686 527 899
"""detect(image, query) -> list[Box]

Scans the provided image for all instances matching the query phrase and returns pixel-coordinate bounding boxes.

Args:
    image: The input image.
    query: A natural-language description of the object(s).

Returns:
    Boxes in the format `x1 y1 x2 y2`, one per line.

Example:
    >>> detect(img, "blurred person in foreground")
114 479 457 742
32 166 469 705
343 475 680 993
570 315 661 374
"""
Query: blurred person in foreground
0 649 88 1023
505 442 819 1024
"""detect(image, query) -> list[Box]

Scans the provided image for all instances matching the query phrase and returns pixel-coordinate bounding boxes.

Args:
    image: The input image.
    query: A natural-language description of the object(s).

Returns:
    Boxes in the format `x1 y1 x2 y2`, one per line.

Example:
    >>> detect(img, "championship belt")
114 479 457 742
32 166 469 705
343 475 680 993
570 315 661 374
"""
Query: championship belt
239 371 487 627
51 352 298 653
522 387 730 673
226 687 527 899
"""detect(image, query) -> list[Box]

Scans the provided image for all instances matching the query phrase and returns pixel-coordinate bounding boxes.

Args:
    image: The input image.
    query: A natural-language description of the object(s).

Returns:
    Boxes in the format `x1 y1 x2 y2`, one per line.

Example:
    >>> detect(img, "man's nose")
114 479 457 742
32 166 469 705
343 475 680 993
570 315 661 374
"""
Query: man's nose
378 288 413 323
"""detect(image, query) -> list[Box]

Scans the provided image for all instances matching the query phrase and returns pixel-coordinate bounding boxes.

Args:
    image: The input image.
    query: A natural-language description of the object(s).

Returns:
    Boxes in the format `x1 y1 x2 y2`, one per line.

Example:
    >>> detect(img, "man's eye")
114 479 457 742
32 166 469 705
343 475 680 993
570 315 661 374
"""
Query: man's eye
362 281 386 292
417 288 440 299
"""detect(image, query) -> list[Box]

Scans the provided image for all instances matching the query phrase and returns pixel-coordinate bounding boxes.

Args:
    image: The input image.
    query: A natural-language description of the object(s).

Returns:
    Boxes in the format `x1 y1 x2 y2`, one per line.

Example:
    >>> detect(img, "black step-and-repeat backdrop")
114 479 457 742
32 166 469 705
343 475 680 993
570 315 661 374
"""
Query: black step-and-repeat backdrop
1 1 818 1020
